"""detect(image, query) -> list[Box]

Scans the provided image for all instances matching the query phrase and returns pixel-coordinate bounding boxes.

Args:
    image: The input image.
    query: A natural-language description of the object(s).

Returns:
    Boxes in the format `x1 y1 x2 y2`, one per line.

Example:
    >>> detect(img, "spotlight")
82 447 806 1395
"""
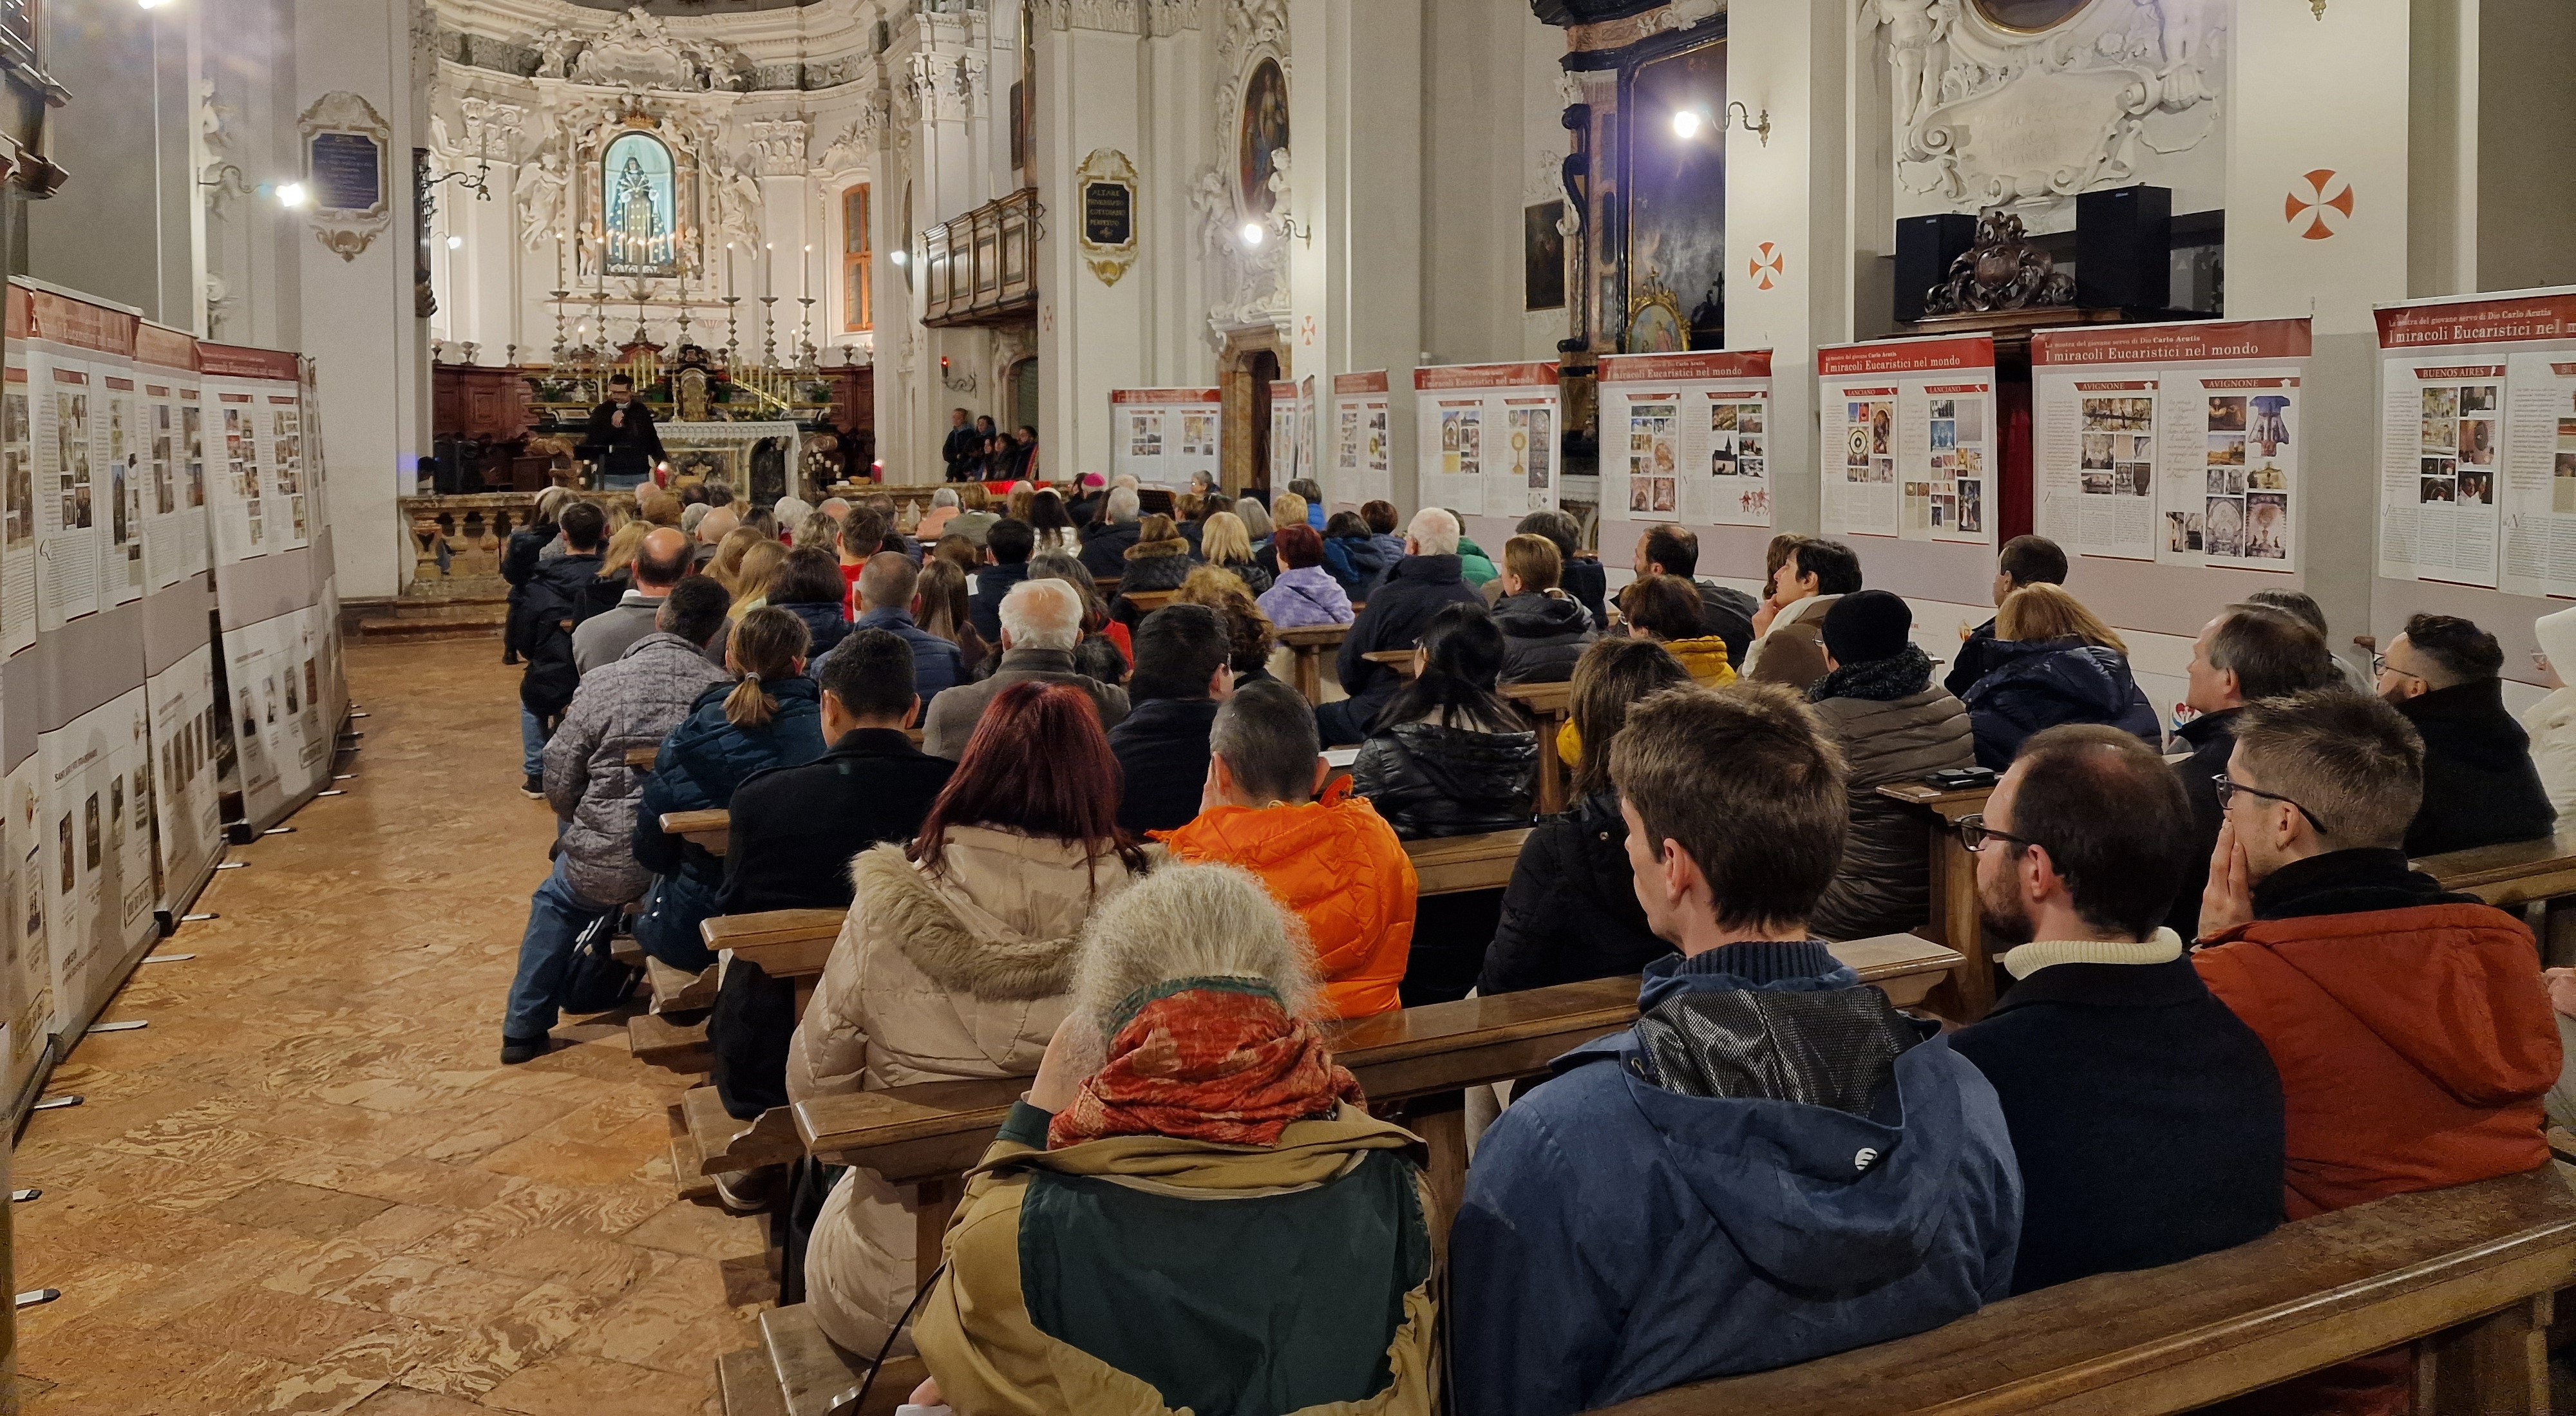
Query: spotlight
890 249 908 267
1671 109 1701 139
1240 221 1265 247
275 182 308 208
444 235 462 250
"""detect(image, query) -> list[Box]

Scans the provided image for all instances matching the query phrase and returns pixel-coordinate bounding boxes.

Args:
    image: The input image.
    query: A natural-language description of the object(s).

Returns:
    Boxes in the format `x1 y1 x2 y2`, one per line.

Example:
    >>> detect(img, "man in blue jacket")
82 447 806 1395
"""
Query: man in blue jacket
817 551 963 707
1451 681 2022 1415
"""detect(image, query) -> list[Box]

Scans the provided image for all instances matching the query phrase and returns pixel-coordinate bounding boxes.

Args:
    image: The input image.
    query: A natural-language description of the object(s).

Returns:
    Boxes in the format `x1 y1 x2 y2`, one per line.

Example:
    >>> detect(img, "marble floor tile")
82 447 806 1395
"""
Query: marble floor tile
19 640 773 1415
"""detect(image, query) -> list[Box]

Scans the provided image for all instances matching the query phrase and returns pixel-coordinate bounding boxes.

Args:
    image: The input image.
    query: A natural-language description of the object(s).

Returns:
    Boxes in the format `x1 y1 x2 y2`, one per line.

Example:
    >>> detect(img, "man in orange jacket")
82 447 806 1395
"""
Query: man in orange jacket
2192 688 2560 1416
1159 679 1417 1019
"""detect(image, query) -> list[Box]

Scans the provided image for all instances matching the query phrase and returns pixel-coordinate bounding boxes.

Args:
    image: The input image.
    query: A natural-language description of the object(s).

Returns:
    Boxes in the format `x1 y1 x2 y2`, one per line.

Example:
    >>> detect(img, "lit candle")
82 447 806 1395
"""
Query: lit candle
802 243 811 303
764 243 773 297
725 243 735 300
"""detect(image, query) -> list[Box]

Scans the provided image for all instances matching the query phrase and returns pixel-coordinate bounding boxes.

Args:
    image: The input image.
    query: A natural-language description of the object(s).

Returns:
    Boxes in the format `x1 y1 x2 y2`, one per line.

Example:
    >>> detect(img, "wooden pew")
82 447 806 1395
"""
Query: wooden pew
1595 1166 2576 1415
1405 827 1529 896
1502 680 1573 815
624 744 657 771
2415 826 2576 909
1875 779 1998 1021
1275 621 1350 705
660 807 730 854
1120 589 1177 615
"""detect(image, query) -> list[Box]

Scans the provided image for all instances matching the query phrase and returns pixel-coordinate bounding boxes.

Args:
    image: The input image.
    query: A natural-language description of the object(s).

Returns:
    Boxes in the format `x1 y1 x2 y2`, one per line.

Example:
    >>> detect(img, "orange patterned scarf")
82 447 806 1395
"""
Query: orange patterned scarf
1048 979 1363 1150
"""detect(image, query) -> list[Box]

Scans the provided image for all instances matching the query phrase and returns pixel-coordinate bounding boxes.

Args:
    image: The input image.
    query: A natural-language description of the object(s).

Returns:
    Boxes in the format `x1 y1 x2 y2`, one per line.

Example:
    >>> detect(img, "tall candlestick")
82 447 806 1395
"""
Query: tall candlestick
763 243 773 298
725 243 735 301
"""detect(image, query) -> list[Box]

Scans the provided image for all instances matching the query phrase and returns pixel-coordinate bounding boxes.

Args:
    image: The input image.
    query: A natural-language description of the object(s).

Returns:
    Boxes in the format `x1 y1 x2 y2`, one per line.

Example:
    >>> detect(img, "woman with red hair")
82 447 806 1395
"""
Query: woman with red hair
789 681 1147 1355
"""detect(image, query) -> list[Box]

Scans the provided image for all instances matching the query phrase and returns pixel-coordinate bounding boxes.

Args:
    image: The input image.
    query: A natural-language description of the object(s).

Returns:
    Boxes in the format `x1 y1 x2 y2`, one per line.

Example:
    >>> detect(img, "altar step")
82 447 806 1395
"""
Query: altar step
346 594 511 644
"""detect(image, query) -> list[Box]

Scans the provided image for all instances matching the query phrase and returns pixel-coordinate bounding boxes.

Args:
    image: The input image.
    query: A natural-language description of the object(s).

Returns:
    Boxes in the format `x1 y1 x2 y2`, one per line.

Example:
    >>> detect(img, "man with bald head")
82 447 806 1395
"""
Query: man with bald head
814 550 963 703
574 525 694 674
1313 506 1484 746
692 505 740 569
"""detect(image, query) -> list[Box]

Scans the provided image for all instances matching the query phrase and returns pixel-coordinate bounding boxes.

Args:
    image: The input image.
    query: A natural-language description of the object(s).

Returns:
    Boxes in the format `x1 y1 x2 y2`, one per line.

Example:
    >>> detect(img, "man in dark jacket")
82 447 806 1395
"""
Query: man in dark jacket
1807 590 1973 941
2377 613 2557 855
2166 604 2338 936
1950 724 2283 1296
819 552 963 706
710 629 955 1120
573 526 692 675
924 578 1130 759
968 518 1037 645
582 373 667 490
1077 487 1144 578
1946 534 2067 698
1108 605 1233 833
1313 508 1485 746
940 408 980 481
516 500 611 796
1452 684 2020 1415
1633 524 1756 665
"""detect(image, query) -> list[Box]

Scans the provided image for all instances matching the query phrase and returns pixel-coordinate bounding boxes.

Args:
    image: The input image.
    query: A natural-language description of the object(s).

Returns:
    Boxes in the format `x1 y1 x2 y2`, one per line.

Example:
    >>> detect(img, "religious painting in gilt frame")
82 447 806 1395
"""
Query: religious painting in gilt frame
1237 59 1289 218
1525 202 1566 312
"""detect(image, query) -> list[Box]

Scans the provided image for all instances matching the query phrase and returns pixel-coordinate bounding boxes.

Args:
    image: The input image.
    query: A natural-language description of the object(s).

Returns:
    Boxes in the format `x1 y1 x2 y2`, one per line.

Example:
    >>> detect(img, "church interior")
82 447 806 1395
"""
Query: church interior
2 0 2576 1410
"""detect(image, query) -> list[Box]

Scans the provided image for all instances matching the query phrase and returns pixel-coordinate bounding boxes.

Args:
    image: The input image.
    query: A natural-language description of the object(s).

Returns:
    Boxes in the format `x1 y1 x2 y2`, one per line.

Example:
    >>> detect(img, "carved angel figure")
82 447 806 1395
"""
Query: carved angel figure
534 29 578 79
711 158 764 248
518 152 569 252
1871 0 1948 129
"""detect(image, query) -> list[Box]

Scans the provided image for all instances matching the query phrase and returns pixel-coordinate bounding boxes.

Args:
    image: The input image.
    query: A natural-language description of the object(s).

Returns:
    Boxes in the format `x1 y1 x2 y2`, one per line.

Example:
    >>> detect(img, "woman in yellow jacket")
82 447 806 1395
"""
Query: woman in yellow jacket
1559 572 1737 769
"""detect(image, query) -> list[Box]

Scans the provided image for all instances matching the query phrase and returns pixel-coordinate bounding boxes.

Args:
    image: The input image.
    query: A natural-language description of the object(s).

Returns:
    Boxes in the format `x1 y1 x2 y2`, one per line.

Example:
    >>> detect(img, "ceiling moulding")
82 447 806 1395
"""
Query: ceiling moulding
431 0 877 68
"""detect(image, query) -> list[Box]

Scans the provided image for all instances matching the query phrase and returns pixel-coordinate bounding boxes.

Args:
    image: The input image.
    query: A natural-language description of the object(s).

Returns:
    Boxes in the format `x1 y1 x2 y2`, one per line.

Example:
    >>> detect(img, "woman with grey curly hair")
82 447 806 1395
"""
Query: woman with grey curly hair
905 864 1439 1416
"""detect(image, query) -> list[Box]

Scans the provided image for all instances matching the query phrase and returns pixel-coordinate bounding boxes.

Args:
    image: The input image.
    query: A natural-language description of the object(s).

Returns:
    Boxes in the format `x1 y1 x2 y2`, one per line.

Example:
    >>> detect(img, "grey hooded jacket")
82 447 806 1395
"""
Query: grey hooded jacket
542 630 732 905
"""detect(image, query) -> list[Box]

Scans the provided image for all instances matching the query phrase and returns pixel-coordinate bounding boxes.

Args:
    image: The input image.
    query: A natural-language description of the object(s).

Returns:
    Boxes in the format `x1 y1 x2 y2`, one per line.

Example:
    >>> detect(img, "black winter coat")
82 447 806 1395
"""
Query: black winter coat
1695 580 1759 668
1951 958 2284 1295
502 518 559 655
2166 708 2240 939
518 551 609 717
1352 721 1537 840
1079 521 1143 579
1562 557 1610 630
1944 617 2007 699
1960 636 2161 769
2398 679 2557 856
1493 591 1596 686
1480 793 1675 996
710 729 955 1119
1808 657 1975 941
967 560 1034 645
1332 556 1486 728
1108 696 1221 835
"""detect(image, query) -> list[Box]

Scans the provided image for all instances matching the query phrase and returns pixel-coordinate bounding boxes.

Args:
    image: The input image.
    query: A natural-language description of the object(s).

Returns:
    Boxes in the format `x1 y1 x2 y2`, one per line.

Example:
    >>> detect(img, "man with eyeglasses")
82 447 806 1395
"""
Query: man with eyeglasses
2374 612 2555 855
1948 725 2282 1297
2192 688 2558 1415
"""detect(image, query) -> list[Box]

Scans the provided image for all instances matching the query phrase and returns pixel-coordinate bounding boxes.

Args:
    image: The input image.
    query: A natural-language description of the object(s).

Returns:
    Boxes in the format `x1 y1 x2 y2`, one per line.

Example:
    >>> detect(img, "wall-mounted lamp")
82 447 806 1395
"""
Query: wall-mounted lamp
444 234 463 250
274 181 310 208
1671 109 1703 140
136 0 171 10
1239 217 1311 249
1726 100 1772 147
889 248 909 267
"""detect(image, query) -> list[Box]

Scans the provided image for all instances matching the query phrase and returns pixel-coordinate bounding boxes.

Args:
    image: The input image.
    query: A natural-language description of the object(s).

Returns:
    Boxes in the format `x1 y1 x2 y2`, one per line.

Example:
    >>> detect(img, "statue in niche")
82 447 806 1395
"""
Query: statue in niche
518 152 568 251
1871 0 1948 130
601 132 678 277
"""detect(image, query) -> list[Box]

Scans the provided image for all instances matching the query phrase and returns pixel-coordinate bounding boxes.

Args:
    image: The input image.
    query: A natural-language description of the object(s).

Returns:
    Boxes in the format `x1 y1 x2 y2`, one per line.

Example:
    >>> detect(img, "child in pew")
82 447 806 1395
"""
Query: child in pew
790 681 1148 1359
1481 637 1698 997
630 607 829 975
1160 681 1417 1019
1947 726 2284 1296
905 865 1437 1416
1451 682 2020 1416
2191 689 2559 1416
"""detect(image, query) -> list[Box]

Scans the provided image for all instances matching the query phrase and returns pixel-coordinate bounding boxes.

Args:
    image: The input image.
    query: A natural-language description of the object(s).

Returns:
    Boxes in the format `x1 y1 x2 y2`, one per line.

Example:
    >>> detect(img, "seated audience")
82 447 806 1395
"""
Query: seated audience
709 629 954 1123
2246 586 2373 695
1492 533 1597 685
1618 573 1735 685
765 545 853 666
791 681 1149 1355
1197 509 1272 594
1946 534 2068 697
948 483 1000 548
2375 612 2556 854
1321 509 1392 602
1452 683 2021 1415
1027 487 1077 555
1951 725 2283 1296
1256 492 1309 580
1234 495 1274 550
913 556 992 681
818 551 965 704
1807 590 1974 941
1633 524 1756 663
1107 605 1233 835
1745 536 1862 689
1481 638 1696 996
1161 681 1417 1018
573 526 692 674
1454 522 1501 585
632 607 828 971
503 578 733 1063
2168 603 2338 937
1354 603 1537 1006
967 518 1037 645
2524 605 2576 817
1255 523 1354 628
690 504 739 569
703 524 765 594
1498 509 1607 628
1077 486 1144 578
1110 513 1196 624
1962 582 2160 768
1173 565 1279 684
833 509 887 613
1029 549 1135 680
1063 472 1106 527
925 578 1131 760
1314 508 1484 746
516 500 614 793
914 486 960 542
930 533 981 580
2193 688 2559 1412
1361 498 1406 572
909 864 1435 1416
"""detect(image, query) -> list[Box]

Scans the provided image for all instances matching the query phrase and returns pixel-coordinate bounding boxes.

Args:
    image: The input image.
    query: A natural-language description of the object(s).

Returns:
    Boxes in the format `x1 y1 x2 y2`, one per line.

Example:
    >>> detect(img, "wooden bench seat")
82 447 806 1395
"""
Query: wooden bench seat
1119 589 1177 614
659 808 730 854
1274 621 1350 704
1597 1166 2576 1415
2415 826 2576 909
682 1082 806 1176
628 1012 712 1071
647 956 719 1015
667 1101 716 1203
748 1301 923 1416
624 744 657 771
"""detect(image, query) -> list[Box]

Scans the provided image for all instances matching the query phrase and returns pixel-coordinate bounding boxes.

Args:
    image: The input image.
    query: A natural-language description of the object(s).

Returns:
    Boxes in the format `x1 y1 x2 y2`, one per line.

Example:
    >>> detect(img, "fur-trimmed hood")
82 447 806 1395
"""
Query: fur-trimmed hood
1124 535 1193 562
849 840 1092 1001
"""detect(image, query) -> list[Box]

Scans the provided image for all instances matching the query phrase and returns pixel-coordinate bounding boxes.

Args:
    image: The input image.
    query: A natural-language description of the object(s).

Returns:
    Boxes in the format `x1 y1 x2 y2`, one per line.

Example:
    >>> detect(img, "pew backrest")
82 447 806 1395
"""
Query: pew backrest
2414 826 2576 909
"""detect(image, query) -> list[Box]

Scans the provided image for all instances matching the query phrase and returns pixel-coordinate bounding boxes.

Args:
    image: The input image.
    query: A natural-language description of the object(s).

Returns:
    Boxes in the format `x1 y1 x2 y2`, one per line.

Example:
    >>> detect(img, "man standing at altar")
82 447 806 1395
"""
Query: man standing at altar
584 373 668 491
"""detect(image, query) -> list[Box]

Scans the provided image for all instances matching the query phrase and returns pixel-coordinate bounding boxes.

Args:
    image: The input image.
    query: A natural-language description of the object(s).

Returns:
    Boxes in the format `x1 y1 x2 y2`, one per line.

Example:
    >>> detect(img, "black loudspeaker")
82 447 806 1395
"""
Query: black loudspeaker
2077 184 2173 312
1895 214 1978 324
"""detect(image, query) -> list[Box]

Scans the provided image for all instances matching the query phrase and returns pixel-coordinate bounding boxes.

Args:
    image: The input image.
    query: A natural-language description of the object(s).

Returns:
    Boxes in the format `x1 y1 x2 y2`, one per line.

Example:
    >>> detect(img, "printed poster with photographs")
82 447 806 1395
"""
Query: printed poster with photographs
2033 320 2309 571
2374 290 2576 594
32 352 100 630
100 377 142 607
2 345 32 658
1107 388 1221 492
1267 381 1304 491
267 394 309 551
1817 335 1995 546
208 384 266 567
1598 350 1775 527
1414 362 1562 518
1330 371 1394 508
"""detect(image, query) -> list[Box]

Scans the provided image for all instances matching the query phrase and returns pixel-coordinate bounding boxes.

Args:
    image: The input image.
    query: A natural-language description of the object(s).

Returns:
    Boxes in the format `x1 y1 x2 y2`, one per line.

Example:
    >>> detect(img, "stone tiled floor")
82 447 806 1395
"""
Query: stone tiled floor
15 637 769 1415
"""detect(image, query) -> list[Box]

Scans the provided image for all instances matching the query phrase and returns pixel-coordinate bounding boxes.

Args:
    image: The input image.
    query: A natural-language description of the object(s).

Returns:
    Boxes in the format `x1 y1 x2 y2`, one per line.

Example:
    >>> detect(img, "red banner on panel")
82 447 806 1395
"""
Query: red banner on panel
136 323 198 372
2034 318 2313 366
1332 370 1389 396
2376 292 2576 348
1109 387 1220 405
1412 361 1559 392
25 287 137 357
1598 349 1774 382
1817 335 1994 379
197 343 303 381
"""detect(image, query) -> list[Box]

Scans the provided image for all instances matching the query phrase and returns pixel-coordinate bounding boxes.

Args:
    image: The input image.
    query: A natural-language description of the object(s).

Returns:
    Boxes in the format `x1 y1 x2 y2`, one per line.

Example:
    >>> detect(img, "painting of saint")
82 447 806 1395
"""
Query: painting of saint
603 132 679 278
1238 59 1289 218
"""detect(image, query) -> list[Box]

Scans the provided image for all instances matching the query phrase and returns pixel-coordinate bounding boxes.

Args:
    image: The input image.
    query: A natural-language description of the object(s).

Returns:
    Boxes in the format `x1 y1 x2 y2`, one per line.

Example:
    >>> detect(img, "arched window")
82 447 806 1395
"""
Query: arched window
842 184 872 332
602 132 679 278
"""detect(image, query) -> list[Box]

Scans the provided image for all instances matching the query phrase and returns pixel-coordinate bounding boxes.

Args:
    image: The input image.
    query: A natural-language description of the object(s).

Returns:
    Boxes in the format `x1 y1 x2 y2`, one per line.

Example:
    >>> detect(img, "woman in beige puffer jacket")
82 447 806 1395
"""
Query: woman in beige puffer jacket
786 681 1148 1355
